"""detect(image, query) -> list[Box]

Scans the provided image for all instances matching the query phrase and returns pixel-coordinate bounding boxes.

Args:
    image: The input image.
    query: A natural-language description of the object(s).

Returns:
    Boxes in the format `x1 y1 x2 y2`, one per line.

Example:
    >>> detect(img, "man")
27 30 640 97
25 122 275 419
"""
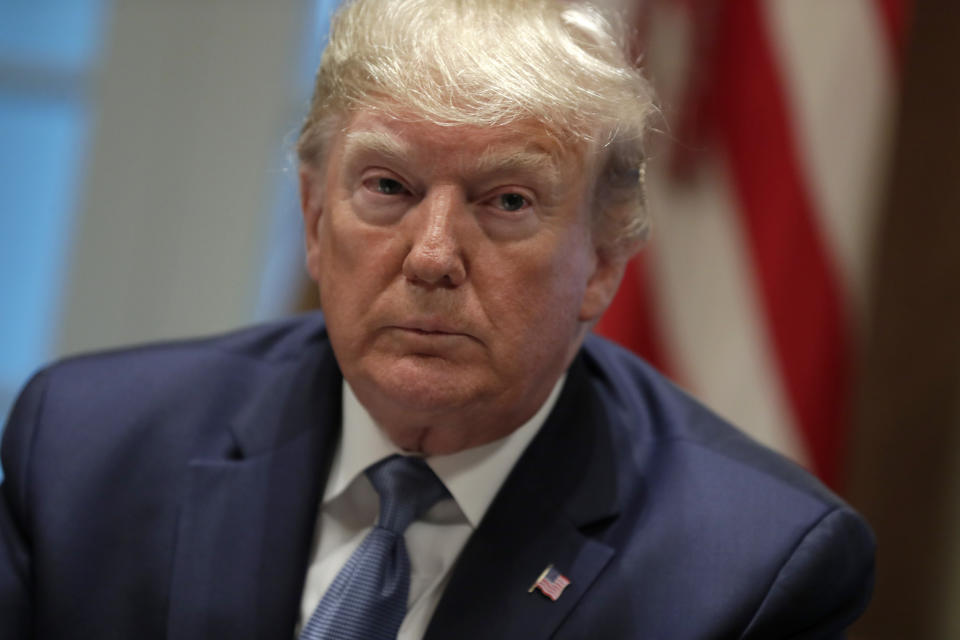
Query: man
0 0 873 638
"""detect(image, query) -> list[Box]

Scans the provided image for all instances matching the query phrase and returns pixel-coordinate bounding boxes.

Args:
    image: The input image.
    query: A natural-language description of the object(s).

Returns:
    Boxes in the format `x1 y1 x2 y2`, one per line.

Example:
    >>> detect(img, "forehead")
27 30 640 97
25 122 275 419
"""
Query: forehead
334 111 586 182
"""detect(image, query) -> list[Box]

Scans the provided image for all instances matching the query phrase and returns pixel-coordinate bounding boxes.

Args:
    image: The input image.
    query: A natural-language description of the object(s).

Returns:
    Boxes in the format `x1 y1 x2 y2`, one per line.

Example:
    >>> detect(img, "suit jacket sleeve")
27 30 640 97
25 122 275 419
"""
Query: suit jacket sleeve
0 371 45 638
741 506 876 639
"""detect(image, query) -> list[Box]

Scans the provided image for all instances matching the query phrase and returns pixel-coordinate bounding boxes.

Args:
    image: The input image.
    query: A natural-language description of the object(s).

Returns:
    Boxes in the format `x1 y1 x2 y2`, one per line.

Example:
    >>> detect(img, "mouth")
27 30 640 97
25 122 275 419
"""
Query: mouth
405 328 455 336
388 319 480 345
394 319 467 335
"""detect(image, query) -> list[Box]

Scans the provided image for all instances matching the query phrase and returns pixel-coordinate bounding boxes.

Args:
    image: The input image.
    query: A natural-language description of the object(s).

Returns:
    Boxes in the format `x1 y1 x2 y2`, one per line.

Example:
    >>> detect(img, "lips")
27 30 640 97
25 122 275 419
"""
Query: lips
391 318 476 340
395 321 463 335
405 328 454 335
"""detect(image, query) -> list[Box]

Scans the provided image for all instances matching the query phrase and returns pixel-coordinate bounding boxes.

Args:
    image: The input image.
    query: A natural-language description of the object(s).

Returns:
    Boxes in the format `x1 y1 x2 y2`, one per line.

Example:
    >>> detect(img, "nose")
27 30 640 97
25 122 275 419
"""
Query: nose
402 188 467 288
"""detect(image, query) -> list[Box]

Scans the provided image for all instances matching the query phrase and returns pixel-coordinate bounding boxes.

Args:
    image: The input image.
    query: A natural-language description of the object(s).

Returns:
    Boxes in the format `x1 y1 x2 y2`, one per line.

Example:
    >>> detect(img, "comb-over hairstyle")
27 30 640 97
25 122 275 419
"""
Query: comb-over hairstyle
297 0 656 254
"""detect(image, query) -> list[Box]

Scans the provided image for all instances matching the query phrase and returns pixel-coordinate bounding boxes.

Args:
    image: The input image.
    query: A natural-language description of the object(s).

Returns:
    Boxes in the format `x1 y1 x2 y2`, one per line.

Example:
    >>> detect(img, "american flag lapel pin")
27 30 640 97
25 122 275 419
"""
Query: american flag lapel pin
528 563 571 601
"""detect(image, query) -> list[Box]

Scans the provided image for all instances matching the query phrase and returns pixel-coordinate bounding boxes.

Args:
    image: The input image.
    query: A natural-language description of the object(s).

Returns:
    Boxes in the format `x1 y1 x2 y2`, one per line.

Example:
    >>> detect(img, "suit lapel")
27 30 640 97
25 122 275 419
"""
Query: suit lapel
425 353 624 640
167 338 342 640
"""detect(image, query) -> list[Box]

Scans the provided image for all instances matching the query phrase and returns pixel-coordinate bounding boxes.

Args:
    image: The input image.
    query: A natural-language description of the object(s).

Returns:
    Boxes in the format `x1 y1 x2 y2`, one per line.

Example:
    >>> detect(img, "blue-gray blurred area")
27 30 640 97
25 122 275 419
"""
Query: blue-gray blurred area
0 0 341 479
0 0 108 452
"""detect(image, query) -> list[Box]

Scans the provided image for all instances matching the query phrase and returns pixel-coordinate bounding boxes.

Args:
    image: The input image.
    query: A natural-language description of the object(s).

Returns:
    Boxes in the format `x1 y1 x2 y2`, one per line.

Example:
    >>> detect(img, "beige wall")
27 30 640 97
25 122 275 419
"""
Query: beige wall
60 0 307 355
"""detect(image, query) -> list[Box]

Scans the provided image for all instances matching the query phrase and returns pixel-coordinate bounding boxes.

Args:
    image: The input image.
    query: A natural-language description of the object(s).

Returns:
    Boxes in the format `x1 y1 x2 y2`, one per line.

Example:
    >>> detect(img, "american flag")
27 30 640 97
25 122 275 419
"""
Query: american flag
597 0 910 489
531 565 571 601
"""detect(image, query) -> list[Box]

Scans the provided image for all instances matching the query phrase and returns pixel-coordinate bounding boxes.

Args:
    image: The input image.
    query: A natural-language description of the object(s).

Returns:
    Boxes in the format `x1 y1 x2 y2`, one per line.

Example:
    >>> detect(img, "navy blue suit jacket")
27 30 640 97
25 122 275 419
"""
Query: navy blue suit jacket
0 314 874 639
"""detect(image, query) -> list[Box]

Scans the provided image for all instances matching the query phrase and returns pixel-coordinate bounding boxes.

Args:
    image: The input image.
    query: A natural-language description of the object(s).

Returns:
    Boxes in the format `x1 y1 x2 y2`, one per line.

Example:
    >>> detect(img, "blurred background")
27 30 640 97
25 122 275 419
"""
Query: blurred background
0 0 956 637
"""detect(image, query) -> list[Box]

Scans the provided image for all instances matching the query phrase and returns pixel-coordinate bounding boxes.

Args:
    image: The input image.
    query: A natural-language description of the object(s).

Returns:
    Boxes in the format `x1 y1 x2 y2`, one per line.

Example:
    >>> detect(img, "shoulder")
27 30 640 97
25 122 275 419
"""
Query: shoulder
1 313 332 488
580 333 845 507
14 313 329 414
572 334 874 635
38 312 329 381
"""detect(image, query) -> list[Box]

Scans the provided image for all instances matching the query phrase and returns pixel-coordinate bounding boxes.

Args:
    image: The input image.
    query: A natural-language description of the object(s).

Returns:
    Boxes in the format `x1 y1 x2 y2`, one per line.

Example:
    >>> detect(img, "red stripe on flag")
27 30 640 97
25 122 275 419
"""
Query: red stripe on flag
873 0 913 67
706 0 852 487
596 252 675 380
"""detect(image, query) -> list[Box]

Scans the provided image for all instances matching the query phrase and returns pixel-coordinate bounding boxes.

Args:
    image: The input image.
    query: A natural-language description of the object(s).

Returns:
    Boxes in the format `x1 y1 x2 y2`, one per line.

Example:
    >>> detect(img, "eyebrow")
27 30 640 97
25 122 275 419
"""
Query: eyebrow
342 129 562 186
343 130 412 164
472 146 561 186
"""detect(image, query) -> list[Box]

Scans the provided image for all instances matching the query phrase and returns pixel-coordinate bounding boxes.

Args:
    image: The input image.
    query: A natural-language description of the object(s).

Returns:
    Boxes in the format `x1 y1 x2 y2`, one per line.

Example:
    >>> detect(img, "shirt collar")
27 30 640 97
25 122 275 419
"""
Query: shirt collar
324 376 566 528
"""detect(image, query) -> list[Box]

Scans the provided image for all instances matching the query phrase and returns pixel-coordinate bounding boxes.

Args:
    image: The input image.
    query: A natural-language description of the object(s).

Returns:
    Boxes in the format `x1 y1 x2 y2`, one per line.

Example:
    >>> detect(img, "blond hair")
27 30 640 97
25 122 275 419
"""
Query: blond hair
298 0 655 254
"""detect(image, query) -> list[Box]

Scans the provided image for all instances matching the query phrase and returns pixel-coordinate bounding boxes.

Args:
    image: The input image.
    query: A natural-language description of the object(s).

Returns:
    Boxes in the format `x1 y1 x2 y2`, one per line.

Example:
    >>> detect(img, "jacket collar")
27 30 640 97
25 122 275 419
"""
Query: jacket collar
164 322 631 640
166 334 342 640
424 350 625 640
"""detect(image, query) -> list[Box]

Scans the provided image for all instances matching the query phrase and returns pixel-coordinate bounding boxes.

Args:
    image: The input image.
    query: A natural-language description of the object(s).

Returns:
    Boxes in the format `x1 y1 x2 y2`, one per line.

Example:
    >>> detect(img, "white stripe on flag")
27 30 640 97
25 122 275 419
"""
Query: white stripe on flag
648 158 809 464
764 0 896 315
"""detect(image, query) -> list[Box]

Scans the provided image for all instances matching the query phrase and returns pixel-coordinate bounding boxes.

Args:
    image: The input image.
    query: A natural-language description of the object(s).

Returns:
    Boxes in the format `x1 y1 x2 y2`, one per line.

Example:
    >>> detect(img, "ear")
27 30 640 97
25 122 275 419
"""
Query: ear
299 164 325 283
579 246 629 323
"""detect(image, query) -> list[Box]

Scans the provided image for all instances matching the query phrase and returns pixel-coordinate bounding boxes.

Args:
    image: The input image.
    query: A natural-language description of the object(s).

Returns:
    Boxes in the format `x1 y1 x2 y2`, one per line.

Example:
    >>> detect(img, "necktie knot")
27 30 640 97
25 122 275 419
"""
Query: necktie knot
299 454 450 640
366 454 449 534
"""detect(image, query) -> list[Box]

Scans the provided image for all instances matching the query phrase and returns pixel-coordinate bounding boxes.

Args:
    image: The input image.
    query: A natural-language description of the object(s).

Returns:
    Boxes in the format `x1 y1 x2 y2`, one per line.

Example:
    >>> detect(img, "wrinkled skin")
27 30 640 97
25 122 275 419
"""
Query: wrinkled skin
300 111 626 454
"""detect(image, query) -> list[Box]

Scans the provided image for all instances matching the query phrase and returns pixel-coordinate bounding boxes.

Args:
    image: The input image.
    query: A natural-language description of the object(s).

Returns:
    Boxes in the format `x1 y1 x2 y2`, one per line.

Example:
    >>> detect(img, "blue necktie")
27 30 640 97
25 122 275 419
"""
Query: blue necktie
299 454 450 640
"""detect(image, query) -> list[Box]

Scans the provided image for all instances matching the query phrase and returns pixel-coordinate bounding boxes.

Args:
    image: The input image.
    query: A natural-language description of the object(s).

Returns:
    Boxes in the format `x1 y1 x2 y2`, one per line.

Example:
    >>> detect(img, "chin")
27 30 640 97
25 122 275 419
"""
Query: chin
387 357 485 407
352 354 545 455
358 354 493 417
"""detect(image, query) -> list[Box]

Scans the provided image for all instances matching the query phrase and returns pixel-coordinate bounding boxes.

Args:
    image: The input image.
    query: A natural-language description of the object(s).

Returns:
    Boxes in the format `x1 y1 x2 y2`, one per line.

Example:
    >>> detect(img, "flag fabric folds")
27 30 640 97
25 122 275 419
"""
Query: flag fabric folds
531 566 571 602
597 0 910 488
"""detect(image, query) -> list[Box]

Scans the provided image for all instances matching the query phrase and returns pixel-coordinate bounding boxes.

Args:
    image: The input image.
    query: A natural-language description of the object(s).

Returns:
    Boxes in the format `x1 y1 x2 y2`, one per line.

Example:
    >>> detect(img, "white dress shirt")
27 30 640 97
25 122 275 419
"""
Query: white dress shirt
296 376 565 639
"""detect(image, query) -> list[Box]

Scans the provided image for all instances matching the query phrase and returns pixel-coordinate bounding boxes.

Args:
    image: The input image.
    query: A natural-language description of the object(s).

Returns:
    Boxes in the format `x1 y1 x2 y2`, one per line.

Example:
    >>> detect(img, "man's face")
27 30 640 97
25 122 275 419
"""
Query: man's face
301 111 624 455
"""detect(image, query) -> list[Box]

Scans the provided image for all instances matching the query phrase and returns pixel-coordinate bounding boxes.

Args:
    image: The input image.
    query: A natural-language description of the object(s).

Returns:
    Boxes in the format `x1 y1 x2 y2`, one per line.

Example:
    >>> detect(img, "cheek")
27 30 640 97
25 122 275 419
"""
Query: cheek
314 223 390 333
318 207 400 287
533 230 593 308
484 240 591 348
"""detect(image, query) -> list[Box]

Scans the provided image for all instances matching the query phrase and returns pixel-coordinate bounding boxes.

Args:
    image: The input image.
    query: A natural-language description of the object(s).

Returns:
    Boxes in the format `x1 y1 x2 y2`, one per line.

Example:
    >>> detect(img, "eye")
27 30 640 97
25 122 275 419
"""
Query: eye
495 193 529 212
367 177 408 195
